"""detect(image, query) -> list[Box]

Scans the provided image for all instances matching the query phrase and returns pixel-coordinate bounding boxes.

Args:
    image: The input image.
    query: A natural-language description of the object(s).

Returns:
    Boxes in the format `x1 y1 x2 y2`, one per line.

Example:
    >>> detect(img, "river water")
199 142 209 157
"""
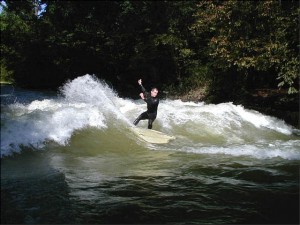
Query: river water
1 75 299 224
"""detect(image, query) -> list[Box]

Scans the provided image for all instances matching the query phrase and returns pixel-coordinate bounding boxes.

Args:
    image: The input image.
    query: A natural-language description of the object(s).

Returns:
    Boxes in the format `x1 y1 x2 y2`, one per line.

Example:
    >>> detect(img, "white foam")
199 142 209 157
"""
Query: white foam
1 74 299 159
157 100 294 136
1 100 107 156
181 141 300 160
48 106 107 144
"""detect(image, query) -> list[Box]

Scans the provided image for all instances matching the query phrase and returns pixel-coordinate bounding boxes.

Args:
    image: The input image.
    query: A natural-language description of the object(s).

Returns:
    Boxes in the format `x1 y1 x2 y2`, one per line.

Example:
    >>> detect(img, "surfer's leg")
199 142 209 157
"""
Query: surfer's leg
148 119 154 129
133 112 148 126
133 115 142 126
147 114 156 129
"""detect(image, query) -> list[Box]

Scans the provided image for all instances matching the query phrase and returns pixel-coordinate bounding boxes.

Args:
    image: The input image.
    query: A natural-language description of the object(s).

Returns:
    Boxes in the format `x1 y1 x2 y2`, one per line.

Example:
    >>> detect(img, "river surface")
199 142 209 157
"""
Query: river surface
1 75 299 224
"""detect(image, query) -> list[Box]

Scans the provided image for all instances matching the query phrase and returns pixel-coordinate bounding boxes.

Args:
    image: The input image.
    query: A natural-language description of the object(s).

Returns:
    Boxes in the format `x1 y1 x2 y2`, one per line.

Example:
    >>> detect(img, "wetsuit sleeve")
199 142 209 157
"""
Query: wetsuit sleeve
140 84 147 93
140 84 149 99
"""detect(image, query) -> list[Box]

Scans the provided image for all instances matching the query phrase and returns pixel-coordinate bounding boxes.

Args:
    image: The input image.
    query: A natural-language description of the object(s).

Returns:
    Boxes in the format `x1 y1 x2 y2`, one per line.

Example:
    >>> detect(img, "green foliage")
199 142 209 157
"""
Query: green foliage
0 59 14 83
0 0 298 98
277 56 299 94
0 6 32 60
191 0 299 94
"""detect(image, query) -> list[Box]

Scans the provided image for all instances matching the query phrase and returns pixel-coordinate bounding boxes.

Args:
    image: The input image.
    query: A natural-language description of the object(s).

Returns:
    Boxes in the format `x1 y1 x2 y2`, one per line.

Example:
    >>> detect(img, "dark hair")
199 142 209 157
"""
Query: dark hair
151 87 158 92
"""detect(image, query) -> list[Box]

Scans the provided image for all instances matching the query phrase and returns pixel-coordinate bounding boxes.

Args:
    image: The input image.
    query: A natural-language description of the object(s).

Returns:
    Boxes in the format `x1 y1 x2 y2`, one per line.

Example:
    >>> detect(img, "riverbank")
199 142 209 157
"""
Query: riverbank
0 81 13 85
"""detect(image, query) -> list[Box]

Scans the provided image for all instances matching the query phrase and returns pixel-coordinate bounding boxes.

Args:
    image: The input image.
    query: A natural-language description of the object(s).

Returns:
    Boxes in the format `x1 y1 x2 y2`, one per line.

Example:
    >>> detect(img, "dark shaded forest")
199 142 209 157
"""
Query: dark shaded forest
1 0 299 125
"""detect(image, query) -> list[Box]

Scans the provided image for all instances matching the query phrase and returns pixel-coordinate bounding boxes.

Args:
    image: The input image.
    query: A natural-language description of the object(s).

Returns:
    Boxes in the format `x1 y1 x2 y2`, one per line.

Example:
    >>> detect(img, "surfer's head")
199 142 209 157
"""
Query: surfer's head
151 87 158 97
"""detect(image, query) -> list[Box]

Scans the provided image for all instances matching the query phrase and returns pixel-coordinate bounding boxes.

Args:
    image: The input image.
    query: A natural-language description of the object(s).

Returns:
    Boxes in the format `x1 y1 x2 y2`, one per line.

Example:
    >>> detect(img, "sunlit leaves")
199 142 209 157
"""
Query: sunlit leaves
192 0 299 93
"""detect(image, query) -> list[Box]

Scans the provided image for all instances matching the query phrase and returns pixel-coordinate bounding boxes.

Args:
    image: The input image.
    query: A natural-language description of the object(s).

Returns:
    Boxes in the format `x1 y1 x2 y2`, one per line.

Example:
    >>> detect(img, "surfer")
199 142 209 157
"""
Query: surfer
133 79 159 129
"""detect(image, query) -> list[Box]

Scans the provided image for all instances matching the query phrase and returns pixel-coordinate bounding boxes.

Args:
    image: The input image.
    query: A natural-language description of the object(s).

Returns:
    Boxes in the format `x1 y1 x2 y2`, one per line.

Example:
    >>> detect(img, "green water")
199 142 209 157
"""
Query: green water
1 77 299 224
2 128 299 224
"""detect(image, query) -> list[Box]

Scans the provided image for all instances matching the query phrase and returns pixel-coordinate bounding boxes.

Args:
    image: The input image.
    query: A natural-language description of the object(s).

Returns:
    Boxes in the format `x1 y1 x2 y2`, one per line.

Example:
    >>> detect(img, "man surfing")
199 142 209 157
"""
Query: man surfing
133 79 159 129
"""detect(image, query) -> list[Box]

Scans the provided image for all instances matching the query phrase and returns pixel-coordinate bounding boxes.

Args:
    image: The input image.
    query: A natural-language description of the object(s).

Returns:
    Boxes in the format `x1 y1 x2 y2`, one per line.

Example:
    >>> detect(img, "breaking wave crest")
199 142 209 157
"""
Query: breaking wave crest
1 74 299 159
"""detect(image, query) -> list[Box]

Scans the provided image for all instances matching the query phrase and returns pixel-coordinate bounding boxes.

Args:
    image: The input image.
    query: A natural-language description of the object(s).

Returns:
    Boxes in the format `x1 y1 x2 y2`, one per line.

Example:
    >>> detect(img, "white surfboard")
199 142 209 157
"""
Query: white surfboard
132 127 176 144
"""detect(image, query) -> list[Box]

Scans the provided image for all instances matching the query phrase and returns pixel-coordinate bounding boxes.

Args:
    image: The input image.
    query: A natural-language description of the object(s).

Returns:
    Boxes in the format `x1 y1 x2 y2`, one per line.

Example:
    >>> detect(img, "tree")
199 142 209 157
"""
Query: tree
191 0 299 94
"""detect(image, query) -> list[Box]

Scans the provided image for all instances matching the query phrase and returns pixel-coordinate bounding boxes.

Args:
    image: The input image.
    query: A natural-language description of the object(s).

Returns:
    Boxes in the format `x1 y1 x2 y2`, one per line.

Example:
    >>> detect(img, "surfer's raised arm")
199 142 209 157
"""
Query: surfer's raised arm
138 79 147 93
138 79 149 100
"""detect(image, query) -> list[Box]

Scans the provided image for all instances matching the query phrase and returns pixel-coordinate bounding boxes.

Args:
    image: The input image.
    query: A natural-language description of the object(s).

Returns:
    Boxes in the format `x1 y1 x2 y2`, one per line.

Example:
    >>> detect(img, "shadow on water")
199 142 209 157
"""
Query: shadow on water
55 168 299 224
1 150 76 224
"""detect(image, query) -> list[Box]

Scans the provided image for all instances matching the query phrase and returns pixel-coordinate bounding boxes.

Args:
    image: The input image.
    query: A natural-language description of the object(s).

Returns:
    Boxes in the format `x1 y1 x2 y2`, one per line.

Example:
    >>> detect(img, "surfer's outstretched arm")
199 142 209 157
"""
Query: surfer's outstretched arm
138 79 149 99
138 79 146 93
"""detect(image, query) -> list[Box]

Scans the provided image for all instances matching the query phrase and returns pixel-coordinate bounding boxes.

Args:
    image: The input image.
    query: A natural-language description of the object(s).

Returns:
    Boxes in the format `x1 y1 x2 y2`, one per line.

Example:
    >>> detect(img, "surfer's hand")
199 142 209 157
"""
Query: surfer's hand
139 93 144 99
138 79 142 85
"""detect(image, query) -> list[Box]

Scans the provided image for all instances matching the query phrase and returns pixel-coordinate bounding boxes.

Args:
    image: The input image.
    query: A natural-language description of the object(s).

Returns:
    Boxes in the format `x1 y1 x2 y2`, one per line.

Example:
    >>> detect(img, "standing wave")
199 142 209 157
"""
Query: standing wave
1 75 127 157
1 74 299 159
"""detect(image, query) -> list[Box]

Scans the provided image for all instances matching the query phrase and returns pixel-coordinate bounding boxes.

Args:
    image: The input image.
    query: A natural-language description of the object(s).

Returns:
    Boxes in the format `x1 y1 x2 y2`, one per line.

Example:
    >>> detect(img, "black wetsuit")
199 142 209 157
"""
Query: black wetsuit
133 84 159 129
